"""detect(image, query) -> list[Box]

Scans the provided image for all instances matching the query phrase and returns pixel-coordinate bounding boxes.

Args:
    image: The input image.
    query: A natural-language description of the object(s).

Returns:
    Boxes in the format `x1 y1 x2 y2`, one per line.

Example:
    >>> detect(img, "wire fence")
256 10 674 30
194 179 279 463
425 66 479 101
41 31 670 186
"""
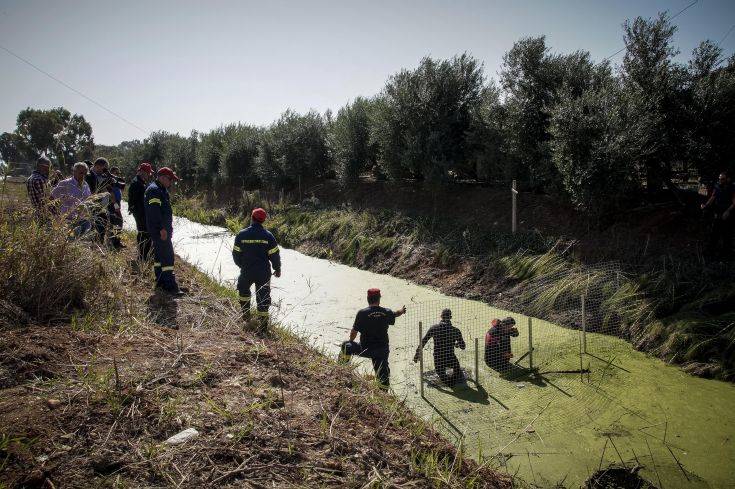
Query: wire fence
395 262 640 463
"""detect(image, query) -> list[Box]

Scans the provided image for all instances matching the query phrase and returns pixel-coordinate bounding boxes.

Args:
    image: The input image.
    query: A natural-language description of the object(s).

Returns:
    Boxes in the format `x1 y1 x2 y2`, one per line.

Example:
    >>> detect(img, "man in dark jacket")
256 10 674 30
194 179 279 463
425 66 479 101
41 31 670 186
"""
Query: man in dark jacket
702 171 735 259
340 288 406 387
232 208 281 331
413 309 466 385
144 167 181 295
128 162 154 261
485 317 519 371
85 157 112 244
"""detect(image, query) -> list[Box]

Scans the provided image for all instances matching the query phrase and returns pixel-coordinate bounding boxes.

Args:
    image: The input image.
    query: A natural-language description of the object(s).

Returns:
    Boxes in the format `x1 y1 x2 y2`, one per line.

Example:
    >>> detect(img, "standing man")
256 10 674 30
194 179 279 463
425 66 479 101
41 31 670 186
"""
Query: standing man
232 208 281 332
701 171 735 260
85 157 111 243
145 167 182 295
128 162 154 261
26 155 52 217
413 309 466 385
50 162 92 237
341 288 406 388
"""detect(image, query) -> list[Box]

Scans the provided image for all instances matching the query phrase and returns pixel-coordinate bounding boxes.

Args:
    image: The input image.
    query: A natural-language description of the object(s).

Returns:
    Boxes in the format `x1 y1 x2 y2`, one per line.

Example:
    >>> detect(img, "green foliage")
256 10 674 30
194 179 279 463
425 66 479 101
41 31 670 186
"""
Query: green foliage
256 110 331 188
550 74 638 213
373 54 484 181
329 96 376 185
59 10 735 216
219 124 261 186
0 107 93 167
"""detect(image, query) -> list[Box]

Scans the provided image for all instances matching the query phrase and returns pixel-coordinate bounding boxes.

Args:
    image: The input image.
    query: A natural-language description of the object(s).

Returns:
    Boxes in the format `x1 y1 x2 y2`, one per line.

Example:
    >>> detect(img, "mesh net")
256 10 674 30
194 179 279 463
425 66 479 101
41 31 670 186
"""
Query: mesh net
394 261 644 467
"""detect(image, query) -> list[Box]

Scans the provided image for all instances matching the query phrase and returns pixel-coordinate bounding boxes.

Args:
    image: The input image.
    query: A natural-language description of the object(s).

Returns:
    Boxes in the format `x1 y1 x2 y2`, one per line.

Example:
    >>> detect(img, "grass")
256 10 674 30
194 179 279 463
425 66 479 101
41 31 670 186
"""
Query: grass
0 196 511 487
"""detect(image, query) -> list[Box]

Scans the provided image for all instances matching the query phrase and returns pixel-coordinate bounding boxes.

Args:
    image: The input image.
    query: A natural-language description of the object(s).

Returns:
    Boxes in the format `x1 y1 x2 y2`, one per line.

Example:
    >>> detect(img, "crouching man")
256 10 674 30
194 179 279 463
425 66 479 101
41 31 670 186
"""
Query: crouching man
413 309 466 385
340 288 406 388
484 317 519 372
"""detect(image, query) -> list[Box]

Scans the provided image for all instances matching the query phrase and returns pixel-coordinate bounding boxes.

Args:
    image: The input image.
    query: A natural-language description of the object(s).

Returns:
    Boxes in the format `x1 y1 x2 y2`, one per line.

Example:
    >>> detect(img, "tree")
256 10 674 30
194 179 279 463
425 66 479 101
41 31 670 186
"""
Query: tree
255 110 331 188
373 54 484 181
620 12 686 192
219 124 261 187
329 97 375 185
465 83 508 180
686 42 735 178
550 76 638 214
196 128 225 185
1 107 94 168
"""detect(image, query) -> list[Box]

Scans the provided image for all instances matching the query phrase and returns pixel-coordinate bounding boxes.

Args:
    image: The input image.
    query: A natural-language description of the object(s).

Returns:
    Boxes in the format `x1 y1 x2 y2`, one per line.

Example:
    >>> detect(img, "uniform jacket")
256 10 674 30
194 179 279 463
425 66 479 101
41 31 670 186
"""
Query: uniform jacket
144 180 173 235
127 175 148 227
420 320 466 361
232 222 281 277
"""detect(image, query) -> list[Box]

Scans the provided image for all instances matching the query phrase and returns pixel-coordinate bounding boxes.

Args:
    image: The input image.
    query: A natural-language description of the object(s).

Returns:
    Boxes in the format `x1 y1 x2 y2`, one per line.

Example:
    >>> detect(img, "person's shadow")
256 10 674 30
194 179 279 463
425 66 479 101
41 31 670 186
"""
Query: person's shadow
147 291 179 328
427 370 491 405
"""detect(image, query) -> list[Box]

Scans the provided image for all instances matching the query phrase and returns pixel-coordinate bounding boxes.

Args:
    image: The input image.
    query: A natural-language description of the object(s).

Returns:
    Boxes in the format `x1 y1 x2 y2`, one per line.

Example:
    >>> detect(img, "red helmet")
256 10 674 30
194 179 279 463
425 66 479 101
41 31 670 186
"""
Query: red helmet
252 207 267 223
138 162 153 175
158 167 179 181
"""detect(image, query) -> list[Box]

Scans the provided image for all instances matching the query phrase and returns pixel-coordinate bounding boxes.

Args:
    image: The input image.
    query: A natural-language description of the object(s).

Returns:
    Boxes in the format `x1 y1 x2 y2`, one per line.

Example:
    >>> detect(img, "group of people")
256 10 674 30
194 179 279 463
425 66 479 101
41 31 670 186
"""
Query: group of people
26 155 126 244
340 293 519 388
25 155 187 296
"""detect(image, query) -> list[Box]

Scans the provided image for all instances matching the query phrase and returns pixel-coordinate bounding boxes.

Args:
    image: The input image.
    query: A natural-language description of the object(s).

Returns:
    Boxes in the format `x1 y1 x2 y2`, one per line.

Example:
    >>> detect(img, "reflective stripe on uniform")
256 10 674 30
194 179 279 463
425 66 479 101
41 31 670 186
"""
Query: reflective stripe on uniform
154 262 162 267
268 246 279 255
233 245 241 252
254 310 270 317
161 266 174 271
241 239 269 244
239 295 251 301
148 198 162 205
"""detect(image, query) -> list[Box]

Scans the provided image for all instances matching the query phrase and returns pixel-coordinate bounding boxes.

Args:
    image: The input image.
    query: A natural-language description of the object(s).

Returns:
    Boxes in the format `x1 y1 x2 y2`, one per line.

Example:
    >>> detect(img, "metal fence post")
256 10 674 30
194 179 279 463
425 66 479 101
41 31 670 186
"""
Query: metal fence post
474 337 479 386
581 294 587 354
418 321 424 398
511 179 518 234
528 317 533 371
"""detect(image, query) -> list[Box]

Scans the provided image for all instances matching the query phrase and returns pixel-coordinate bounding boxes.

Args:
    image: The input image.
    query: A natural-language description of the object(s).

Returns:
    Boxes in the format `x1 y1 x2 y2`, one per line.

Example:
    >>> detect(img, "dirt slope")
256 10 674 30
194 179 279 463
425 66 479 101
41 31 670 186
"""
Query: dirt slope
0 242 510 488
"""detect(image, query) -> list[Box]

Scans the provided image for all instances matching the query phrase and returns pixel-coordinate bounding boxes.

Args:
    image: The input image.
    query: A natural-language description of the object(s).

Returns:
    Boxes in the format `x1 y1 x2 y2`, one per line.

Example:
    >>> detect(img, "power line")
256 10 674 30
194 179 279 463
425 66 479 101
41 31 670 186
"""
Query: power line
0 43 148 135
602 0 699 62
717 24 735 47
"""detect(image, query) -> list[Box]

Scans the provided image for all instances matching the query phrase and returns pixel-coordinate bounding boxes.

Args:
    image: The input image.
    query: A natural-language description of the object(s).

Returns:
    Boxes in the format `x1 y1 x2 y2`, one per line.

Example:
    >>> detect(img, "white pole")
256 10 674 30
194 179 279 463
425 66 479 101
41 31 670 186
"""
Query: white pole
581 294 587 354
528 317 533 371
474 337 479 386
418 322 424 398
511 179 518 234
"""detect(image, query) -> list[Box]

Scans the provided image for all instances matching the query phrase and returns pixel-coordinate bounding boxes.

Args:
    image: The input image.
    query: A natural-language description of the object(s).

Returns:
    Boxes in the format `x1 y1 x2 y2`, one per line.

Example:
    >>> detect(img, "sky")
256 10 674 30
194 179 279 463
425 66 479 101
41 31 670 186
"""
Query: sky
1 0 734 145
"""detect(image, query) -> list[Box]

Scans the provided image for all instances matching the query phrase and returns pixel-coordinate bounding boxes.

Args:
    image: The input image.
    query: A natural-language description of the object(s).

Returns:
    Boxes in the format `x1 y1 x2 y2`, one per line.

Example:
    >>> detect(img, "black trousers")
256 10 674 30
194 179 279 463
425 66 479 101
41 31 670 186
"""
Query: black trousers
151 235 178 291
341 341 390 386
237 272 271 320
434 352 462 385
135 218 151 261
707 216 734 259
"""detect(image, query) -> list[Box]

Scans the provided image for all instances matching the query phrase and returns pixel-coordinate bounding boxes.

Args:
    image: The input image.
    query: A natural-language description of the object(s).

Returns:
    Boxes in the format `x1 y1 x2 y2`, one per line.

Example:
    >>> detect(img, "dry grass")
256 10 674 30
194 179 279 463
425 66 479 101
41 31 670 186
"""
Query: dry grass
0 208 510 488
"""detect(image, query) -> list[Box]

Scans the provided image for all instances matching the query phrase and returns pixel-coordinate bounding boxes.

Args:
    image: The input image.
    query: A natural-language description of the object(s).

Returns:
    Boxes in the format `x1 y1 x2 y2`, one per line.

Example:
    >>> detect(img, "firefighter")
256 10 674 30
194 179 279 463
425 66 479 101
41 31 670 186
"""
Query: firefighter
128 162 154 261
413 309 466 385
144 167 182 295
484 317 519 371
232 207 281 332
340 288 406 388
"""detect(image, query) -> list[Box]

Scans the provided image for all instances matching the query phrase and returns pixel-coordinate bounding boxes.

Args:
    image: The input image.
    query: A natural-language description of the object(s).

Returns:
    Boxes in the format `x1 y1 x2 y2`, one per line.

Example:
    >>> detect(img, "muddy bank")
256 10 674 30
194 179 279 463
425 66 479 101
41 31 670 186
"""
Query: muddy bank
0 234 510 488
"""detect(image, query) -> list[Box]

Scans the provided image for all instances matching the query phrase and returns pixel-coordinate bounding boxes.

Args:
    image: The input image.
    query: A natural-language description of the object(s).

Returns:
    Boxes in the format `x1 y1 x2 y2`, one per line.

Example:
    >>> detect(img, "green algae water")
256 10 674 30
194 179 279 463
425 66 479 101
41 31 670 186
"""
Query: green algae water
126 208 735 488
